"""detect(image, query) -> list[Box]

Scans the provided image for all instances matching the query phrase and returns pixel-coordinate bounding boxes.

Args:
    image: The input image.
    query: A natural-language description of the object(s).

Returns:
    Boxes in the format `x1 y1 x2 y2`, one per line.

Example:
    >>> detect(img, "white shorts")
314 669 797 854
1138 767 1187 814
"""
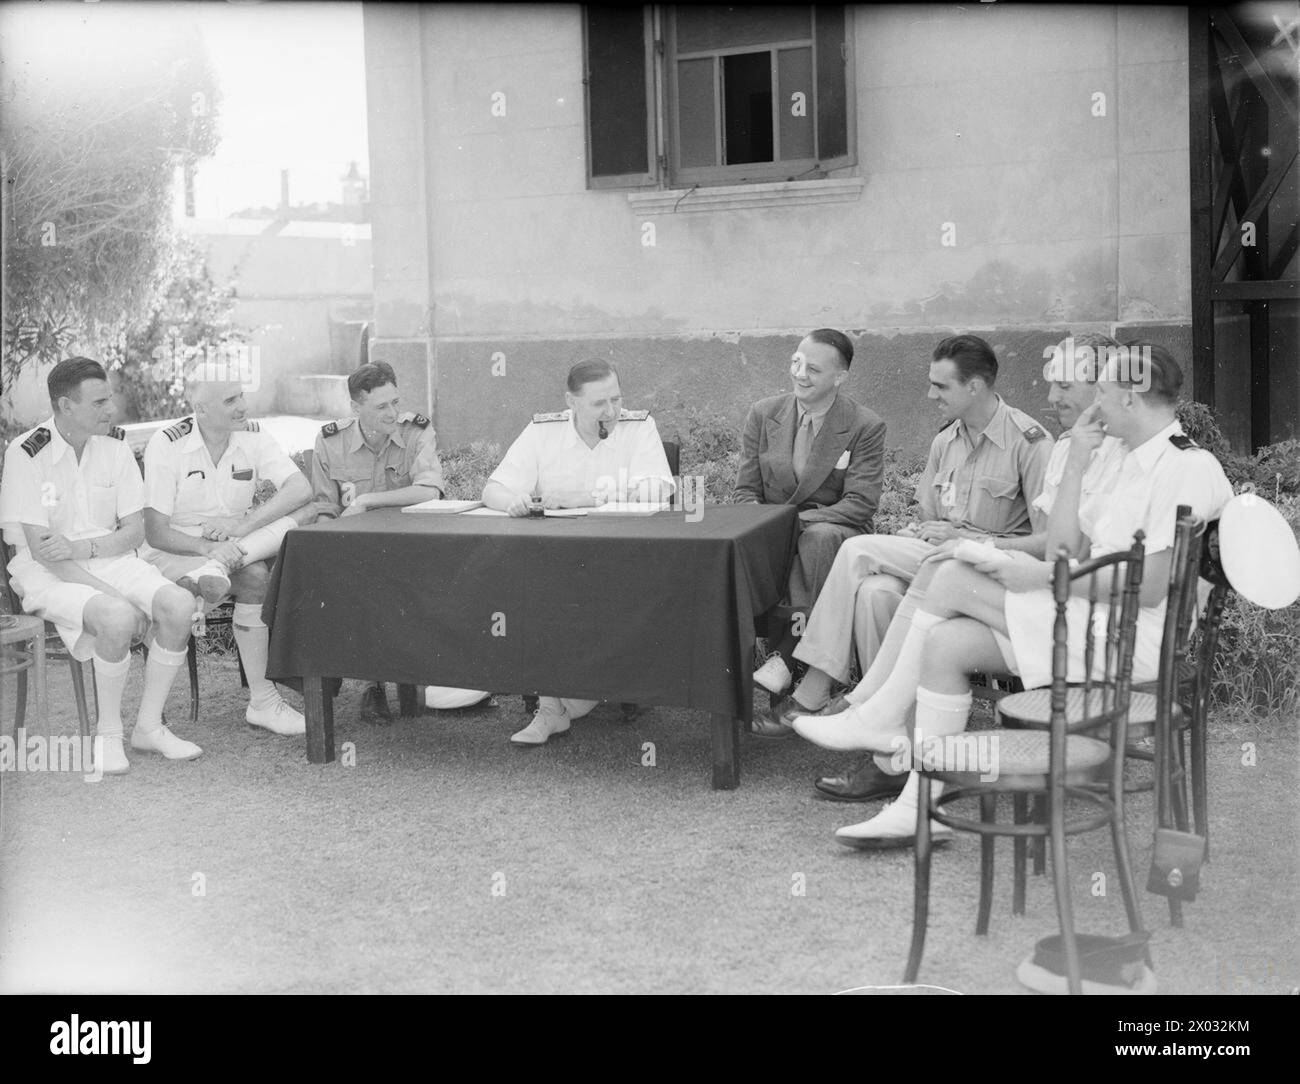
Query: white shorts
1000 589 1165 691
6 550 175 661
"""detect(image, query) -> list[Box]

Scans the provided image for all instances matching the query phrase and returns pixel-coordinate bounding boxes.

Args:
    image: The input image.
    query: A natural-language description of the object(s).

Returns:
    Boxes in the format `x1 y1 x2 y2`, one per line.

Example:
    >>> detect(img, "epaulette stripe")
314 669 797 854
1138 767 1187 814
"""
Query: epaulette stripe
245 421 260 432
532 410 570 423
619 409 650 420
1169 434 1198 450
321 421 339 437
163 417 194 442
400 412 430 428
109 426 126 441
20 427 51 458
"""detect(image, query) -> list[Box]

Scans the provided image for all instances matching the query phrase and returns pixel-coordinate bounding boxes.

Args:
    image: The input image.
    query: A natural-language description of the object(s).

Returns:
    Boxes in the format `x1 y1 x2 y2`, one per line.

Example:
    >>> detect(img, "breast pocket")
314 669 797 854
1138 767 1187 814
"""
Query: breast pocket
972 476 1023 530
222 472 256 512
88 484 118 530
383 464 411 490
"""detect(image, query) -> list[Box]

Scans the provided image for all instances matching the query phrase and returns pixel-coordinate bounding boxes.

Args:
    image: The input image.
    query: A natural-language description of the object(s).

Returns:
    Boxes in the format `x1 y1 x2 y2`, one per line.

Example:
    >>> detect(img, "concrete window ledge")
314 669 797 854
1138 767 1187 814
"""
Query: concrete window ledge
627 176 864 215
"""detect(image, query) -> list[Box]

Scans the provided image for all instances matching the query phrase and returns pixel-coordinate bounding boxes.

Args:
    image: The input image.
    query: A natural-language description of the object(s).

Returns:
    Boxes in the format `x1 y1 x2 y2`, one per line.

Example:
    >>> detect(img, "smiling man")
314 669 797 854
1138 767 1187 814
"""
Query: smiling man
734 328 886 699
752 334 1053 745
482 358 675 744
0 357 203 773
141 372 315 736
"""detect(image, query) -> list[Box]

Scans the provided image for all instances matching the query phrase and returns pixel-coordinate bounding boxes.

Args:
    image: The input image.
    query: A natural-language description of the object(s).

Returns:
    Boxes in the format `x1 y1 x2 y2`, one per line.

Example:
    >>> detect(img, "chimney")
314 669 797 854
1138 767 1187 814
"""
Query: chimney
279 169 290 212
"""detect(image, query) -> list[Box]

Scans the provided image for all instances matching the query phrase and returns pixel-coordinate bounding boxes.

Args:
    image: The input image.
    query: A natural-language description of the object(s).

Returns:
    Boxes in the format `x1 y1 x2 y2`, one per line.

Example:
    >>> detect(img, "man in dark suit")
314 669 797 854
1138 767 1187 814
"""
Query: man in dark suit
733 328 886 723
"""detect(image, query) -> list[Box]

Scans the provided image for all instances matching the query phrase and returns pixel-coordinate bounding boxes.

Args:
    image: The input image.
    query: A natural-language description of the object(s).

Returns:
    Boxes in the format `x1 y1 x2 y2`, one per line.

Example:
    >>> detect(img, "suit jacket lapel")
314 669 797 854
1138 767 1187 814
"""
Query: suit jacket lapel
766 396 798 500
789 393 852 506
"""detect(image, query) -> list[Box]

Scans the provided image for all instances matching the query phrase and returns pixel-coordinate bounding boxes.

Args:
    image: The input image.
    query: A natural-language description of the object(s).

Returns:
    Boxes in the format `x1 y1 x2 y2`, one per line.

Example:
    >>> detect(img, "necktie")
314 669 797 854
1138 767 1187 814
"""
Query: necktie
792 413 813 481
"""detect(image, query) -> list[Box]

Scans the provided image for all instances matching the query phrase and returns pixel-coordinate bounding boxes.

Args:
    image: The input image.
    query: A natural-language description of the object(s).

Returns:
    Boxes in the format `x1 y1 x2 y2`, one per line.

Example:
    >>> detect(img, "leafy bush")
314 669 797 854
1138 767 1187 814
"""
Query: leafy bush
441 440 504 501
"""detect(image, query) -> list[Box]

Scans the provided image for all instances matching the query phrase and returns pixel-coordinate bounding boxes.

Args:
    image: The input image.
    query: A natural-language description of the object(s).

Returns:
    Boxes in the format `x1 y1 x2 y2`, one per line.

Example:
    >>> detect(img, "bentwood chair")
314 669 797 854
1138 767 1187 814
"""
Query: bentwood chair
904 532 1147 996
1005 511 1213 928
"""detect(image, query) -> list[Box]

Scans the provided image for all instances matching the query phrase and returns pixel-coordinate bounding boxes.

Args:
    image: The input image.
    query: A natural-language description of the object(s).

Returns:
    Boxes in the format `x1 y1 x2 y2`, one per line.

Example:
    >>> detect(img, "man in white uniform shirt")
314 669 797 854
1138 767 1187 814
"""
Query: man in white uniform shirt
0 357 202 773
482 359 675 744
794 343 1234 848
141 376 314 736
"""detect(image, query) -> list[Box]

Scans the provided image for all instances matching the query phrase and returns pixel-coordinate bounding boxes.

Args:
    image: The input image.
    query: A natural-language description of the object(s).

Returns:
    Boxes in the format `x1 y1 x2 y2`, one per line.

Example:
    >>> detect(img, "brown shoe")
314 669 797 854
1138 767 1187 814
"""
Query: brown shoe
814 755 908 803
751 693 851 739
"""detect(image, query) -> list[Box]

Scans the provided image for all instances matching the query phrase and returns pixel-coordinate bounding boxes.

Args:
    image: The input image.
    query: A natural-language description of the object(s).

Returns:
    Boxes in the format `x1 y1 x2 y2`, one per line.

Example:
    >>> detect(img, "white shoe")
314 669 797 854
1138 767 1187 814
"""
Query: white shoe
792 703 909 753
510 709 571 746
97 735 130 775
753 655 793 695
130 725 203 761
178 561 231 606
833 797 954 850
246 697 306 736
423 686 491 710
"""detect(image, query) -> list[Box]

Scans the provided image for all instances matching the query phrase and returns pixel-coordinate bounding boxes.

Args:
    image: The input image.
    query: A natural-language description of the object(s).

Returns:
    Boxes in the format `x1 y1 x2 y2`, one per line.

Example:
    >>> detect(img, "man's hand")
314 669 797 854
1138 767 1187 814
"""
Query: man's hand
897 522 920 539
542 490 602 510
974 550 1051 593
340 494 369 518
917 520 959 545
1068 403 1105 465
35 533 77 562
202 515 247 539
504 494 533 518
205 539 247 570
920 538 964 564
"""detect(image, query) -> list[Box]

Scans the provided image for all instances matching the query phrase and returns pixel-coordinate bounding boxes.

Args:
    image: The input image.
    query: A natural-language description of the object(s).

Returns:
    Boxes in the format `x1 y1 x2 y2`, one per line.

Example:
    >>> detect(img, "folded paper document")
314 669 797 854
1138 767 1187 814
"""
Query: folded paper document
400 499 485 514
589 501 671 515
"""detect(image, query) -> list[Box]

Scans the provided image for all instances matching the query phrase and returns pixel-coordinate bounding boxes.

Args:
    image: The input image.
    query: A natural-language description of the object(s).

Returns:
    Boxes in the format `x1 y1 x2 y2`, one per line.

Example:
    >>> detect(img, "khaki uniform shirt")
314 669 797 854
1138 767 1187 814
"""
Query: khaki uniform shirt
916 396 1054 537
311 413 444 519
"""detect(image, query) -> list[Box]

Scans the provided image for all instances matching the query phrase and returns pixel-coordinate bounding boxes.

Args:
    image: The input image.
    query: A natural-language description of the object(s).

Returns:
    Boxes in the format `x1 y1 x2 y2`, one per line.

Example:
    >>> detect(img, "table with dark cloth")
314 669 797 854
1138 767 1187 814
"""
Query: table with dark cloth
263 504 797 788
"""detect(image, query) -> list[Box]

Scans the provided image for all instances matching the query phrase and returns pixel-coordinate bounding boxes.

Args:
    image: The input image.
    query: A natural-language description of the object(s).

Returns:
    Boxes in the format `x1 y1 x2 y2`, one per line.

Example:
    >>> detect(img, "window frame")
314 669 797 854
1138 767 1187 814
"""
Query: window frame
583 6 660 190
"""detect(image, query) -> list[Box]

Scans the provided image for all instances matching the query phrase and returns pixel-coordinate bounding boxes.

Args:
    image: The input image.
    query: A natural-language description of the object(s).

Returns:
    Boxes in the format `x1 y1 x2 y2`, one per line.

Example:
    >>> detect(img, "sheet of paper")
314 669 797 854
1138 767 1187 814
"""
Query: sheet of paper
588 501 671 515
460 507 510 517
400 498 485 514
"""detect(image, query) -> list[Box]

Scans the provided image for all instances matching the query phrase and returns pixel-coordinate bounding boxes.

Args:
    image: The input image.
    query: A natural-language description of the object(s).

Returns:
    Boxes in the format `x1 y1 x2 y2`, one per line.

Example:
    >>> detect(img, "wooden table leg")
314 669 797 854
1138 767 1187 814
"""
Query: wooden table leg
711 712 741 790
397 683 420 717
303 674 335 764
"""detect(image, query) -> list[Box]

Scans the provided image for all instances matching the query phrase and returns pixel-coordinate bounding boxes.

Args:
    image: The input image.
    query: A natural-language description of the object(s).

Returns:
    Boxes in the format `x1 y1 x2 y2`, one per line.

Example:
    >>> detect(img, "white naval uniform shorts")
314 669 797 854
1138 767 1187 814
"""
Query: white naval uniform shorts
996 589 1166 691
7 551 175 661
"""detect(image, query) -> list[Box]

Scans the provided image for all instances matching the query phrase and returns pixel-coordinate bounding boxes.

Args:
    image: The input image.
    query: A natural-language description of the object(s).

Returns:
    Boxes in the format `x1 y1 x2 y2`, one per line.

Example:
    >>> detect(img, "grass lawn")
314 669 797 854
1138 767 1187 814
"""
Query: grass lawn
1 653 1296 994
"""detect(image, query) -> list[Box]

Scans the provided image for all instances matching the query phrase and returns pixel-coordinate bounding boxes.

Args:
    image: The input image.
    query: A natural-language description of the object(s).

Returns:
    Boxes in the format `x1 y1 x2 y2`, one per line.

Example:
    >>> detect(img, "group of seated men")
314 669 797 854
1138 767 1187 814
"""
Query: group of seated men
0 332 1234 811
735 328 1233 850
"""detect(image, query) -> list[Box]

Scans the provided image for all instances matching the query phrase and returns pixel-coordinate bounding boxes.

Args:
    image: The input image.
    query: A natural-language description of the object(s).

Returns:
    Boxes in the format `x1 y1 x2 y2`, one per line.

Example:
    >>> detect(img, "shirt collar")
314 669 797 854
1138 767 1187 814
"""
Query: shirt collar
797 394 836 427
347 419 404 453
44 417 71 464
958 395 1009 449
1126 419 1183 474
179 416 205 453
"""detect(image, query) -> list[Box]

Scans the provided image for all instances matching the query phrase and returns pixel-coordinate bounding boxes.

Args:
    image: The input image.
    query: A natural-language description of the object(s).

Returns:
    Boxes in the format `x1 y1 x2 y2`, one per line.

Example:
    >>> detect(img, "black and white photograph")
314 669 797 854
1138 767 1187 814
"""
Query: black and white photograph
0 0 1297 1023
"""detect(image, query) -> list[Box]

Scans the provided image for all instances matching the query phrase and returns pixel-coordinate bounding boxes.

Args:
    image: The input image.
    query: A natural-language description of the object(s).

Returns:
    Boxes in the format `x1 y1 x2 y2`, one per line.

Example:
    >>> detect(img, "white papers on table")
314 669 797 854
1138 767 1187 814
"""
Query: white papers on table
460 506 510 517
543 508 587 517
588 501 671 515
401 499 485 514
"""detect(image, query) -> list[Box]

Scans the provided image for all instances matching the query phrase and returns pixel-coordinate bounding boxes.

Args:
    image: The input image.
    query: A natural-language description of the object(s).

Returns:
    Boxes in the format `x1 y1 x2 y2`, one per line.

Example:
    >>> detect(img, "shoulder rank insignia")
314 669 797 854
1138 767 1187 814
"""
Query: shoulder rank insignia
162 417 194 443
532 410 571 424
244 420 260 432
20 427 51 458
1169 434 1198 450
320 418 355 438
108 426 126 441
1020 424 1047 443
618 409 650 421
399 411 430 428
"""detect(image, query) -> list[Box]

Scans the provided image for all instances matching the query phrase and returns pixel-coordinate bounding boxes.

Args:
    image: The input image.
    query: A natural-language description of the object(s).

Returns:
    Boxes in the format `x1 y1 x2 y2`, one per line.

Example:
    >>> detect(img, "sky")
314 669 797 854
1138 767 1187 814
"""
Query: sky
0 0 370 219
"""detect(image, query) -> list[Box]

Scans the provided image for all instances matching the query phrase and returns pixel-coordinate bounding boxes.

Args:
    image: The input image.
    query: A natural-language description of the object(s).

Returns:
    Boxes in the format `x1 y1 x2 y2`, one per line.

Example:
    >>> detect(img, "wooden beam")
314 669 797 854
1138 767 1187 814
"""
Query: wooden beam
1189 6 1216 408
1211 279 1298 300
1211 149 1297 282
1212 12 1299 126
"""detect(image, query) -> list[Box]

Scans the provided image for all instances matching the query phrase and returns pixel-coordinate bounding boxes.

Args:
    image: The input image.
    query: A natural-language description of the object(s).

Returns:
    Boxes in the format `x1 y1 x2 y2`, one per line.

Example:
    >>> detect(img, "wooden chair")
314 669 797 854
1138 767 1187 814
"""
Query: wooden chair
1005 511 1213 927
904 532 1147 996
2 544 96 739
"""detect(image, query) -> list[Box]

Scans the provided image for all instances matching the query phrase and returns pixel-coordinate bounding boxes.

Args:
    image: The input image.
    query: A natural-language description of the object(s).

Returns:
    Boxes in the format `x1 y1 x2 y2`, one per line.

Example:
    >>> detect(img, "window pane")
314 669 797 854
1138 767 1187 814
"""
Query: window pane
777 47 813 160
722 51 773 164
587 6 648 177
815 5 848 160
677 57 717 167
677 5 810 53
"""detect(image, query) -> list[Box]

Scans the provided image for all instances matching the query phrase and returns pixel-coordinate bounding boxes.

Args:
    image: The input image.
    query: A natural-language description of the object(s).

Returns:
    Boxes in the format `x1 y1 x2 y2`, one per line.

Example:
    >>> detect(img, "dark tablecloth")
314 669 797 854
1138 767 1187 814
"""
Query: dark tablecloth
263 504 797 722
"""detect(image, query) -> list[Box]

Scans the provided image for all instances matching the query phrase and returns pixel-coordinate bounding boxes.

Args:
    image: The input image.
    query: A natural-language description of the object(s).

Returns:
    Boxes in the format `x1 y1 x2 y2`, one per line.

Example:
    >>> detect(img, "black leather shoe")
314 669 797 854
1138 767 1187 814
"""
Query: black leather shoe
751 693 851 739
360 682 392 724
814 756 907 802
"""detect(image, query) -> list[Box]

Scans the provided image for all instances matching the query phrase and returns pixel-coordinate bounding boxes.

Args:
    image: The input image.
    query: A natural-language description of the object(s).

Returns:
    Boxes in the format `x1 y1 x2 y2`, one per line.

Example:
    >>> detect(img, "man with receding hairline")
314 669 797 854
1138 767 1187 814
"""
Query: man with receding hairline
733 328 887 703
141 371 315 736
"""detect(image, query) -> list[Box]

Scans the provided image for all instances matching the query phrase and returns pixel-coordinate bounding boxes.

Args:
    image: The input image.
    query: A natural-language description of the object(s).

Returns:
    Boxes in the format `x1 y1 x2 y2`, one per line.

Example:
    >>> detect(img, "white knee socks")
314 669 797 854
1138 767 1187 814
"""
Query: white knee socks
91 653 131 739
845 609 943 732
846 587 926 705
135 643 187 733
232 602 278 711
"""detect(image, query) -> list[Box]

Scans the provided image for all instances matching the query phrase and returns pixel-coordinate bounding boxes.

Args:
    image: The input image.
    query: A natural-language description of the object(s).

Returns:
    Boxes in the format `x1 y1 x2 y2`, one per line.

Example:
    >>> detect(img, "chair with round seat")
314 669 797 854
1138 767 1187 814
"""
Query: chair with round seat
904 532 1148 997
